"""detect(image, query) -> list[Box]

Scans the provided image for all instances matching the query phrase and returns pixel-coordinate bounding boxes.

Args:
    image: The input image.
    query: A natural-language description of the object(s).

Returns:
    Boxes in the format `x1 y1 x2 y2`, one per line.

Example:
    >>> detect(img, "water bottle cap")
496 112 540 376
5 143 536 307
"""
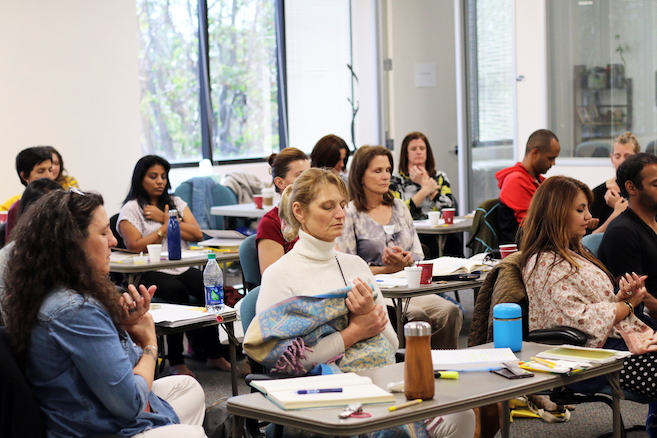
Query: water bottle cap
169 209 178 217
493 303 522 319
207 253 216 260
404 321 431 337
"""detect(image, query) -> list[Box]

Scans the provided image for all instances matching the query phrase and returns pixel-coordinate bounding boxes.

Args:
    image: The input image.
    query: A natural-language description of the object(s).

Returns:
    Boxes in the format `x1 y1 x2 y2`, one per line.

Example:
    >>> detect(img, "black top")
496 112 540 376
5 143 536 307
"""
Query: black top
590 182 613 229
598 207 657 297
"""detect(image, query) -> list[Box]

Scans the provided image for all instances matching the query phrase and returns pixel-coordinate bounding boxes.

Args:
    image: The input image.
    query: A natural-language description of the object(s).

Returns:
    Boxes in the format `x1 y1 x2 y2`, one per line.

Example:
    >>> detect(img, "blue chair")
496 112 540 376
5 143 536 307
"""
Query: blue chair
239 235 261 291
240 285 260 334
174 178 240 230
581 233 604 258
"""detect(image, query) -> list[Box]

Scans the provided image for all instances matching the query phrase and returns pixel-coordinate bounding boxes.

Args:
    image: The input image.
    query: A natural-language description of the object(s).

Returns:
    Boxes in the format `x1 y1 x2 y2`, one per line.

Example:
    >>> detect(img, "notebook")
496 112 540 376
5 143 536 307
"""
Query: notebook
536 345 631 364
249 372 394 410
150 303 236 328
432 348 519 371
424 255 490 277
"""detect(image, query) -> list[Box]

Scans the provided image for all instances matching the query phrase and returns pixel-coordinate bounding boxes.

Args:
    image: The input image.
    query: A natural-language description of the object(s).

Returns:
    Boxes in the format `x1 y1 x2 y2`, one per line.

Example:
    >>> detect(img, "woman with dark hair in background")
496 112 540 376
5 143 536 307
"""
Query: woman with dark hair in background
310 134 350 177
338 145 463 349
45 145 79 190
256 147 310 275
119 155 230 376
2 190 206 437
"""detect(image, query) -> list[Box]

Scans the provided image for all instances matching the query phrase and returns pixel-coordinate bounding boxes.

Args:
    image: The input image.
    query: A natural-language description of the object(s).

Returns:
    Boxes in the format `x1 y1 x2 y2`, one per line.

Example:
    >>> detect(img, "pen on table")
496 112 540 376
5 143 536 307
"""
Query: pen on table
434 371 459 379
531 357 556 368
389 399 422 412
297 388 343 394
453 366 504 373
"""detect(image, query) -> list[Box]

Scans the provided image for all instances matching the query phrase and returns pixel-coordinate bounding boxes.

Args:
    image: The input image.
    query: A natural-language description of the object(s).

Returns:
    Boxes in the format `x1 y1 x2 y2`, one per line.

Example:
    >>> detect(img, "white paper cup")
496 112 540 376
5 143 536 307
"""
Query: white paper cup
147 244 162 262
405 266 422 289
427 211 441 227
262 187 275 207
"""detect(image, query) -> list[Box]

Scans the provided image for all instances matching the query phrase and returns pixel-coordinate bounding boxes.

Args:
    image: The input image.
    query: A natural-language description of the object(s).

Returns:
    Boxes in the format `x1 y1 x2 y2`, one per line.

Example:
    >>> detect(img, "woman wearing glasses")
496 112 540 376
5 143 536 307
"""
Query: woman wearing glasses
2 190 206 437
337 146 462 349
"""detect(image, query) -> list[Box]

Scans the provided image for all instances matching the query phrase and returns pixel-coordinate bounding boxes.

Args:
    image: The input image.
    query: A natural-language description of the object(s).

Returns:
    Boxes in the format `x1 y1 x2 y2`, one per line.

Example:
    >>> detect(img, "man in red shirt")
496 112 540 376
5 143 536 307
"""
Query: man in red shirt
495 129 561 243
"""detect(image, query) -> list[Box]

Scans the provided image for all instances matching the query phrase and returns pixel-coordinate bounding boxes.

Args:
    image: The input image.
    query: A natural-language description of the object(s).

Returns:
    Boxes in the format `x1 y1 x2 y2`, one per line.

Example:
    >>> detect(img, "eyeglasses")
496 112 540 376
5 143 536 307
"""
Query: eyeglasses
69 187 84 196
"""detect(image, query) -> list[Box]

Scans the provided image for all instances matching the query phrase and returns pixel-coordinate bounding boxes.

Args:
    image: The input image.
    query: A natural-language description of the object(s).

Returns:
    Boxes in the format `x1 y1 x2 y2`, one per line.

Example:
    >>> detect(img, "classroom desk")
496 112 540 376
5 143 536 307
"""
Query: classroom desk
210 203 274 219
109 251 240 285
153 306 241 396
413 217 474 257
228 342 625 438
381 276 485 347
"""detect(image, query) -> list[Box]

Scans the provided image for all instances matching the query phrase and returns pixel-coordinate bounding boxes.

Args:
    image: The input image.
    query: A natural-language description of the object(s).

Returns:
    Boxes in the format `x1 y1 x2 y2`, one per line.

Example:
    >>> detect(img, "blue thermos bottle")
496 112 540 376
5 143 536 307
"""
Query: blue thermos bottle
493 303 522 352
167 209 181 261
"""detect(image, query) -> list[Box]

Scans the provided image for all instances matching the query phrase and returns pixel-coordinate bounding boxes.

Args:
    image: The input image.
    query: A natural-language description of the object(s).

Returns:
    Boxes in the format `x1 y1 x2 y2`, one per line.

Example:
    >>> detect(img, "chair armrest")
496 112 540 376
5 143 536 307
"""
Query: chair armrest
245 373 295 386
527 326 588 346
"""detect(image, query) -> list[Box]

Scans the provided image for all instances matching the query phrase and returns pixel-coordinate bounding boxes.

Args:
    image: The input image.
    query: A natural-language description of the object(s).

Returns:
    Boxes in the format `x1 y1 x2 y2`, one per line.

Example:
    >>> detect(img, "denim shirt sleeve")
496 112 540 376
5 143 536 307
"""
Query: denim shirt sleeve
45 298 149 417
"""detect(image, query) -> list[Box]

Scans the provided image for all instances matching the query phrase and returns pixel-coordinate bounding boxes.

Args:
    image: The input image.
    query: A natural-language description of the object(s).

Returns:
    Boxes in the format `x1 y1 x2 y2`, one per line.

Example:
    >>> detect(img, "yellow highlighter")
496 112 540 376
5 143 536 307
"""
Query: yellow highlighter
389 399 422 412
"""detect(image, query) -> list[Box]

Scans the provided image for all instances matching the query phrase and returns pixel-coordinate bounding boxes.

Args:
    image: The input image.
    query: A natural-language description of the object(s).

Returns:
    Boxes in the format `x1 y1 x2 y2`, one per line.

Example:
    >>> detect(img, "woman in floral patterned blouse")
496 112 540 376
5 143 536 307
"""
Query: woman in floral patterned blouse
520 175 657 399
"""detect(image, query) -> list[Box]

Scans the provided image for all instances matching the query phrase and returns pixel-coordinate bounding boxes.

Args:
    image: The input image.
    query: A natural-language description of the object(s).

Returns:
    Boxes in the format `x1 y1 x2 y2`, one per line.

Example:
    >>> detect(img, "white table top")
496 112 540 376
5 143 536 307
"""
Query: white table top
413 217 473 235
109 251 239 274
210 203 275 218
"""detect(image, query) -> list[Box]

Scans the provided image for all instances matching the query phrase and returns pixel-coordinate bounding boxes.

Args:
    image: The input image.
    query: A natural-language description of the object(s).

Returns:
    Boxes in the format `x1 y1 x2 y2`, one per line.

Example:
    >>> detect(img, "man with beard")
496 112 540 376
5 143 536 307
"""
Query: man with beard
599 153 657 316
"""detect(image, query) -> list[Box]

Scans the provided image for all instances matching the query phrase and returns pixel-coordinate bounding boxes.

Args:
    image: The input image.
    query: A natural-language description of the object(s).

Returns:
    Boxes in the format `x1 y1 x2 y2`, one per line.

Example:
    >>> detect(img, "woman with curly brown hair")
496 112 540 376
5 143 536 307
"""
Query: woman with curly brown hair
2 190 206 438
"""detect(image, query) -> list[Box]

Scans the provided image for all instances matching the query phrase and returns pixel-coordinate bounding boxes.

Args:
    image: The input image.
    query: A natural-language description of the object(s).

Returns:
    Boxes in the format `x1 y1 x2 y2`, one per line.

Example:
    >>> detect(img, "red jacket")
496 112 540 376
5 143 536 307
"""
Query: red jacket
495 163 543 225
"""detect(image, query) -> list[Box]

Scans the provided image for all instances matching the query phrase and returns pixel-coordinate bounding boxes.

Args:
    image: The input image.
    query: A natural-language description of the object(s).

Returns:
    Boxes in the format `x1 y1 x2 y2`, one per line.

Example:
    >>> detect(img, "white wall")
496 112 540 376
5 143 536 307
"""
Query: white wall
0 0 142 217
387 0 459 197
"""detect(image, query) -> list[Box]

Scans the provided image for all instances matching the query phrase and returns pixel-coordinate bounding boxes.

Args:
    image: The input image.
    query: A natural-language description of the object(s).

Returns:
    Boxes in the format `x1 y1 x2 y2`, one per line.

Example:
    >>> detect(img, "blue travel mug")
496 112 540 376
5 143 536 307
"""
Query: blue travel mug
493 303 522 352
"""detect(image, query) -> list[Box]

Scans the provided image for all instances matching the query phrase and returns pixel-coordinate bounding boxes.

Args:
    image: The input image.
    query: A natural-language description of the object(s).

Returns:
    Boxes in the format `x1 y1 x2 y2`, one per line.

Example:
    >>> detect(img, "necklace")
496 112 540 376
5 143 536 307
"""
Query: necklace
300 254 348 292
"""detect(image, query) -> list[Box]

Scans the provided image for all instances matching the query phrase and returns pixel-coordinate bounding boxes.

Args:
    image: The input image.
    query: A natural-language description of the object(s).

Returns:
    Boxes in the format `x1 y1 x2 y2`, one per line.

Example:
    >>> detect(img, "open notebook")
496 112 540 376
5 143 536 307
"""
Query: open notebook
150 303 235 328
250 373 394 410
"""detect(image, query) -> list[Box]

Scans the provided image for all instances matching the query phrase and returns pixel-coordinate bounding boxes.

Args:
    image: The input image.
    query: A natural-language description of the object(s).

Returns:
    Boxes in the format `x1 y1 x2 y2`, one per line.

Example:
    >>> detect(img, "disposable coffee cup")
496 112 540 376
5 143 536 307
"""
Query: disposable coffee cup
427 211 441 227
0 211 6 223
262 187 275 207
253 194 264 209
442 208 456 225
147 244 162 262
405 266 422 288
418 263 433 284
499 244 518 259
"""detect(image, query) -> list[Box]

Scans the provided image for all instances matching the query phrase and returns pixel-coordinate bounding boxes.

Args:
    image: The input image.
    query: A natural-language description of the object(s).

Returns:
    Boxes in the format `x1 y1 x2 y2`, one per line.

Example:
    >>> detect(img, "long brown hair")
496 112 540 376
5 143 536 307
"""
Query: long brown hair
348 145 395 212
520 176 611 279
2 190 123 361
399 132 436 177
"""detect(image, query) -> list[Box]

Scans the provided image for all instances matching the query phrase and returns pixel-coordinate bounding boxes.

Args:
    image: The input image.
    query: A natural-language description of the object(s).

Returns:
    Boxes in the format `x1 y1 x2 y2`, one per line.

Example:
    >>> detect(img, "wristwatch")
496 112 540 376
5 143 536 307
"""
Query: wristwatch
157 230 164 238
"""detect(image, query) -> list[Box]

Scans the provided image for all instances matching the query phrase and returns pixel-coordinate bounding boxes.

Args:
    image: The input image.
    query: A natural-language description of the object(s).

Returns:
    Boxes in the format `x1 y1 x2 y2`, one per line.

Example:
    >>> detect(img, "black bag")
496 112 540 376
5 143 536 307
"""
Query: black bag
203 399 233 438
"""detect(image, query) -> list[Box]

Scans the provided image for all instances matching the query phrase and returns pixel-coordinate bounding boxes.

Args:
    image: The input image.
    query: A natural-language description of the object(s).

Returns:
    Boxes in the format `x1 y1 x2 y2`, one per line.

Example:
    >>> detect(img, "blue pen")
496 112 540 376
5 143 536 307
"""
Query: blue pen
297 388 343 394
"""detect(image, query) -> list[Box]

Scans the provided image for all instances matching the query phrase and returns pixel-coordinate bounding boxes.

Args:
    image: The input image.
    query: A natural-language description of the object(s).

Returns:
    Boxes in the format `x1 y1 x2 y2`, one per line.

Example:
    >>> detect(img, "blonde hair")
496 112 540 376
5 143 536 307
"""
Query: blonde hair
278 168 349 241
614 131 641 154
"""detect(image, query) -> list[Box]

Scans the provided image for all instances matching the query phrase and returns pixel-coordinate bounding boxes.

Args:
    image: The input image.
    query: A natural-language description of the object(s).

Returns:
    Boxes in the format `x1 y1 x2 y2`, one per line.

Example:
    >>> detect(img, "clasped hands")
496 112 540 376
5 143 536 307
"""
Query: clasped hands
617 272 647 308
409 165 439 199
382 246 414 270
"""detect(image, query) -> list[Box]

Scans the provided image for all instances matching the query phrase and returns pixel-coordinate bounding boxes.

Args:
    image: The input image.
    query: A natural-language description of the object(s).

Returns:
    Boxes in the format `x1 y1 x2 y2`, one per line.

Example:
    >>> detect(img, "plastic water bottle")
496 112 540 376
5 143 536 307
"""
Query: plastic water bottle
204 253 224 313
167 209 181 261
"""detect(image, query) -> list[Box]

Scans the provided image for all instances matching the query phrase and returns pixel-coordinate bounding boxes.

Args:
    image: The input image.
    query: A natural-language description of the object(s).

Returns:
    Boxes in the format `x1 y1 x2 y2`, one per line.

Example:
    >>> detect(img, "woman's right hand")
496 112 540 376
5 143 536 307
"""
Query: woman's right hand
345 278 375 315
604 188 622 209
123 311 157 348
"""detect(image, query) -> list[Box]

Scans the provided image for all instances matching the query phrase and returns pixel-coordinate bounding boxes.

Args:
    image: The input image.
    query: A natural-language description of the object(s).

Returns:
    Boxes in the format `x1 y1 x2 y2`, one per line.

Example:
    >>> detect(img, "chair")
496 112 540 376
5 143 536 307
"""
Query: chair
581 233 604 258
239 235 261 291
175 178 243 231
576 141 612 158
0 327 122 438
466 198 500 254
645 140 657 155
496 201 519 245
109 213 125 250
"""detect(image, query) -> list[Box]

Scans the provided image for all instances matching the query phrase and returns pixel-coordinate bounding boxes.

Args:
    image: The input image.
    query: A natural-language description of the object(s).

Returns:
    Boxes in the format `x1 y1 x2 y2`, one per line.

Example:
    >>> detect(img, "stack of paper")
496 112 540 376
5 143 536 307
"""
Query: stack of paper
150 303 235 328
432 347 519 371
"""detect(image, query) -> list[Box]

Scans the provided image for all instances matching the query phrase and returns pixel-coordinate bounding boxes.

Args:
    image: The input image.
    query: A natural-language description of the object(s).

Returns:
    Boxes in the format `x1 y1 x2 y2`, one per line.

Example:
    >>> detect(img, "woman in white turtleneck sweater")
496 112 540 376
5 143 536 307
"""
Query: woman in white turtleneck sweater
256 168 475 438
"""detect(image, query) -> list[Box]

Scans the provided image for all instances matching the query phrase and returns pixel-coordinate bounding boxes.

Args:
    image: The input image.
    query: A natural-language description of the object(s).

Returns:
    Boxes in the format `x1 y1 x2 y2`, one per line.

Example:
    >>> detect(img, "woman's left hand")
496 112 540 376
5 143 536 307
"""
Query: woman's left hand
617 272 647 304
144 205 167 223
346 278 375 315
120 284 156 325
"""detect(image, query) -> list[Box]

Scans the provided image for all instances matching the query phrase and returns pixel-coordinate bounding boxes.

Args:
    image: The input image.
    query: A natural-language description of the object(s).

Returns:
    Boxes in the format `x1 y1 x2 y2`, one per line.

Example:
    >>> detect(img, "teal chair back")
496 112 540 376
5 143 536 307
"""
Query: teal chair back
239 234 261 290
581 233 604 258
240 285 260 334
174 178 241 230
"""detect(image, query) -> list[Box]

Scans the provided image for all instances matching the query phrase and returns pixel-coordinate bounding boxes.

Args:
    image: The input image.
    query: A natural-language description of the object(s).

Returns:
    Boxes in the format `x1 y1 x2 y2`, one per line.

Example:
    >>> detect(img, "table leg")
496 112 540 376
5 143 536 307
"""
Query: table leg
438 235 446 257
393 298 404 348
223 321 239 396
233 415 244 438
608 370 622 438
500 400 510 438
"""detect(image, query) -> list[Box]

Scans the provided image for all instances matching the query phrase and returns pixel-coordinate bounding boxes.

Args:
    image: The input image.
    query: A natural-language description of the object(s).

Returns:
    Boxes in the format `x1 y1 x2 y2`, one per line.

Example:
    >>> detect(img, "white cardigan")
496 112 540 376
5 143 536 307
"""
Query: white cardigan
257 230 399 370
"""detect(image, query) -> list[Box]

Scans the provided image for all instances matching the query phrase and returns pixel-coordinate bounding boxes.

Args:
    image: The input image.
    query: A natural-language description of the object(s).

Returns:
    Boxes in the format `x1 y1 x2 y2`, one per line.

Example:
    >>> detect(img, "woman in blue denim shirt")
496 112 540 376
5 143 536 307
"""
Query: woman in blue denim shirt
2 190 207 438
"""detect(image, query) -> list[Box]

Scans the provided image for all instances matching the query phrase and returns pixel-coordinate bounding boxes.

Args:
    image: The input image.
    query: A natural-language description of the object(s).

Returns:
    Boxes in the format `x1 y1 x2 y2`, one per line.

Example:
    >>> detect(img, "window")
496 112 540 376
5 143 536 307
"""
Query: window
137 0 280 164
548 0 657 157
